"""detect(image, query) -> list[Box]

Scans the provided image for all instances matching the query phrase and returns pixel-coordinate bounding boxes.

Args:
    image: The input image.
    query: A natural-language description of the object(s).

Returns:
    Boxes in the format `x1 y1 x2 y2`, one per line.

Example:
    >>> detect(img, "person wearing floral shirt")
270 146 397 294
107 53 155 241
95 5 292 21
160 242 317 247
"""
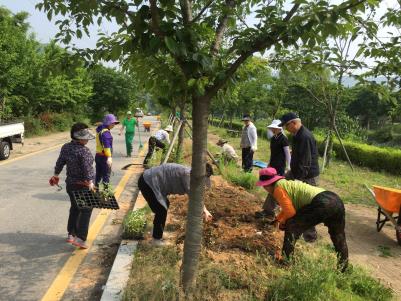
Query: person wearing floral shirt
49 123 96 249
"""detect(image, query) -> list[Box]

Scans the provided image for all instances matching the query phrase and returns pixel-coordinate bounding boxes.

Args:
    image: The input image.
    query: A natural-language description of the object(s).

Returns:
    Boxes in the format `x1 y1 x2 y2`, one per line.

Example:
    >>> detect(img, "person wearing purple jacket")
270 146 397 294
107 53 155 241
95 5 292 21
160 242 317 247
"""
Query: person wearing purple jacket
95 114 120 187
49 123 96 249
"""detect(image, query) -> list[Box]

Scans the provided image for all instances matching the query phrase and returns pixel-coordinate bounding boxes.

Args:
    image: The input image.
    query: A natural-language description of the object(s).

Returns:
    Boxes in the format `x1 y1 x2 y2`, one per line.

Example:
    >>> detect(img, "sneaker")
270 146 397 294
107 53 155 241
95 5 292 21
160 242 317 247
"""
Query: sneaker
72 237 89 249
151 238 165 247
66 234 75 243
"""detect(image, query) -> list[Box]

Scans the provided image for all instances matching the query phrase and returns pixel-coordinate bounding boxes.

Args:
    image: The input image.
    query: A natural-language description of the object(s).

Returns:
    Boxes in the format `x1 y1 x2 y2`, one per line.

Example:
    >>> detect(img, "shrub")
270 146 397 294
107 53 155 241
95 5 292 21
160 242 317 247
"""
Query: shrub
122 208 148 239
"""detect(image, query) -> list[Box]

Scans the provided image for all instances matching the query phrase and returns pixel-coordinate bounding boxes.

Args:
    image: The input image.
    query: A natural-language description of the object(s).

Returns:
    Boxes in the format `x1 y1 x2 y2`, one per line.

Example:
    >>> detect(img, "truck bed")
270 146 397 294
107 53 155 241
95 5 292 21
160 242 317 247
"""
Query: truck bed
0 122 24 139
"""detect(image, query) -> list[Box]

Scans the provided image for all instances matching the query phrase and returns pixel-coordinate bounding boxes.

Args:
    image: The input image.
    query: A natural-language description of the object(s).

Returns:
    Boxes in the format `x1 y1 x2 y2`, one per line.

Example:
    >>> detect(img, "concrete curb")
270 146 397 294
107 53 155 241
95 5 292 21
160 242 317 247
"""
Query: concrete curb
100 120 159 301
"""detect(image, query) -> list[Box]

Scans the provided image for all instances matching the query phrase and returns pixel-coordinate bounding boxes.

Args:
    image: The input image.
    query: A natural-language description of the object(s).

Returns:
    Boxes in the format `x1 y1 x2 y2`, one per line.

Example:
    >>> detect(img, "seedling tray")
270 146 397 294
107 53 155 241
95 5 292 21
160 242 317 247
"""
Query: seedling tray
72 190 119 210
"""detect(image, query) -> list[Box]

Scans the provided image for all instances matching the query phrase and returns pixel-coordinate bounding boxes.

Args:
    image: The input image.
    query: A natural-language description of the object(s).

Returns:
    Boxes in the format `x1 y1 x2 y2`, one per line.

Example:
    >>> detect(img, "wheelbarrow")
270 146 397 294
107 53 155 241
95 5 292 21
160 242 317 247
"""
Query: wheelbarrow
143 121 152 132
365 184 401 246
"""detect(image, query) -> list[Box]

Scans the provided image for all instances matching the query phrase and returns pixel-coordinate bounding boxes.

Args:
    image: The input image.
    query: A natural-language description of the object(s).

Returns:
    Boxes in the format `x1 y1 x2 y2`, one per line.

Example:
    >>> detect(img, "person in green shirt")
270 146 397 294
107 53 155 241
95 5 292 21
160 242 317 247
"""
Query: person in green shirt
119 111 137 157
256 167 349 272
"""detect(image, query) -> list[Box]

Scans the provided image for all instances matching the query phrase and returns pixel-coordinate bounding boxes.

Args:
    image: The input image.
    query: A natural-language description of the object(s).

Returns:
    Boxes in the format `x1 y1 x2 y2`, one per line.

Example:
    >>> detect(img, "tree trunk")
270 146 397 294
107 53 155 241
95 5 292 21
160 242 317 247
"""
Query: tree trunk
181 95 211 293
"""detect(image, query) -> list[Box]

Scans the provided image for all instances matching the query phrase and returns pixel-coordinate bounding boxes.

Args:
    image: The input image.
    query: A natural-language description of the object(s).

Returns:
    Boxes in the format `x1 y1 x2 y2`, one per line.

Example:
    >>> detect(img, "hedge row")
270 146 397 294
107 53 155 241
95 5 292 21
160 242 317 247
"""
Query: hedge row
209 119 401 175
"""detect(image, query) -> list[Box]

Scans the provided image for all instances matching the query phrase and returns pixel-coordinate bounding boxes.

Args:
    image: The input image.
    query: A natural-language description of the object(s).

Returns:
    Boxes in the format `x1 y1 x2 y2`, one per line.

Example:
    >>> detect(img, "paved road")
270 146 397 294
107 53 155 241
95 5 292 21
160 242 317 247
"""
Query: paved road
0 117 156 301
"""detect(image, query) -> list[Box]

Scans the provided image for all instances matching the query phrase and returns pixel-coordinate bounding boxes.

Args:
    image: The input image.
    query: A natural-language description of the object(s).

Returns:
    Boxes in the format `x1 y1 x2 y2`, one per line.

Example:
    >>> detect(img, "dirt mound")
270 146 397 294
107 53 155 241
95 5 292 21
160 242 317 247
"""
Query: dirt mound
169 176 282 255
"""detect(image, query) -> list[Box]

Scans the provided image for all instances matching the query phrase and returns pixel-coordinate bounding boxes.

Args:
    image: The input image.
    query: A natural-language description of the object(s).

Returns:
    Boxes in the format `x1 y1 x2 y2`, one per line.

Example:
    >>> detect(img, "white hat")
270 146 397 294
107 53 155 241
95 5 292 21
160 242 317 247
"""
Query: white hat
267 119 282 130
165 125 173 132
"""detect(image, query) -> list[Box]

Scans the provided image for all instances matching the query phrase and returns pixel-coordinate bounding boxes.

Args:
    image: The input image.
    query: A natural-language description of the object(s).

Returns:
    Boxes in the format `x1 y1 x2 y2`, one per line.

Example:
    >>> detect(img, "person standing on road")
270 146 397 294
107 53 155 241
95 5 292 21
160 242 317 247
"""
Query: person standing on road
262 112 320 241
255 119 291 218
138 163 214 246
143 125 173 167
49 123 96 249
119 111 137 157
256 167 348 272
95 114 120 187
240 114 257 172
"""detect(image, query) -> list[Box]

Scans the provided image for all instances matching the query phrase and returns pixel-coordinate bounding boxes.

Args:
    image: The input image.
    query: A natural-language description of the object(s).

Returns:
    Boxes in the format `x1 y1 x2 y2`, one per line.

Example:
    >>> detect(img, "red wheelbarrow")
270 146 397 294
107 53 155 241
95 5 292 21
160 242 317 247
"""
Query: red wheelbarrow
365 185 401 246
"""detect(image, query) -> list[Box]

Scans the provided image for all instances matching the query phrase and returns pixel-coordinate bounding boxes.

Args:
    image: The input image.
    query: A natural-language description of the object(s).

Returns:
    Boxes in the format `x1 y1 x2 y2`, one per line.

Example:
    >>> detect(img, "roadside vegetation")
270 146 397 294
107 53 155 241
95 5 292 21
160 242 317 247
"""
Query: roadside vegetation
123 136 394 300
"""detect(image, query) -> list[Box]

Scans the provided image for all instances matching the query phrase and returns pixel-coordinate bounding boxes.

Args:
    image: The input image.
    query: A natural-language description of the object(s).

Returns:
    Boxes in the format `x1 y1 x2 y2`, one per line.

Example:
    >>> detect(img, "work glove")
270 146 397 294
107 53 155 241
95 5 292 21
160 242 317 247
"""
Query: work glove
251 146 256 152
88 181 96 191
203 209 213 222
106 157 112 168
49 176 59 186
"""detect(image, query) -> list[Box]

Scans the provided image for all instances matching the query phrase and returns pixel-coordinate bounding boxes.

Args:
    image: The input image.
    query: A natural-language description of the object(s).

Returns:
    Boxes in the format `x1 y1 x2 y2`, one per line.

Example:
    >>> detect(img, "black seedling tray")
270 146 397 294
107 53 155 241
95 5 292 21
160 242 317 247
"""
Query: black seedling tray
72 190 119 210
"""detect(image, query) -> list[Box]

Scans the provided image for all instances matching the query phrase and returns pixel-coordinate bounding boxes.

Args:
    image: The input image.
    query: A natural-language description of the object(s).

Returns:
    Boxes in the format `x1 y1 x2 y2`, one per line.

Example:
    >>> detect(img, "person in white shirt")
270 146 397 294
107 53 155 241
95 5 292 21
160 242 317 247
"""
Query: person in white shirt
216 139 239 163
143 125 173 166
240 114 258 172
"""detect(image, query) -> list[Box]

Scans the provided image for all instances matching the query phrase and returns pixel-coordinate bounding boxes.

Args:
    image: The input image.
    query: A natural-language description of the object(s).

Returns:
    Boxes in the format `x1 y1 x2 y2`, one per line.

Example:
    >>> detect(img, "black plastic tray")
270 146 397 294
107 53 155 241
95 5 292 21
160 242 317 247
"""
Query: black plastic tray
72 189 119 210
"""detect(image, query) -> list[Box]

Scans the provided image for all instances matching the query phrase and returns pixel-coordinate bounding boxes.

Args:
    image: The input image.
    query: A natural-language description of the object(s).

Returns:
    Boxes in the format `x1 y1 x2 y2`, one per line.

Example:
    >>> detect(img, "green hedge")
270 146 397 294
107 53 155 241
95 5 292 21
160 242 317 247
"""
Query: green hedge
209 119 401 175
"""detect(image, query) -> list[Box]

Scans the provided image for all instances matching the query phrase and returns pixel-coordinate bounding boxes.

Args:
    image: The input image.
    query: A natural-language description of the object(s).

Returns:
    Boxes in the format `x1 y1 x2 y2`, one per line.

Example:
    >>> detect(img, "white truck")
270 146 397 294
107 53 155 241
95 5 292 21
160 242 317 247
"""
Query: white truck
0 121 24 160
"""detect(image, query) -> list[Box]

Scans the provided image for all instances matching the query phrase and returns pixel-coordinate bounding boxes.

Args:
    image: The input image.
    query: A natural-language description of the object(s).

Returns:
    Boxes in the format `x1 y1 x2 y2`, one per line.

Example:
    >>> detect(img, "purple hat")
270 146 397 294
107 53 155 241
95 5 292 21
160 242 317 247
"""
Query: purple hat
256 167 285 187
103 114 120 126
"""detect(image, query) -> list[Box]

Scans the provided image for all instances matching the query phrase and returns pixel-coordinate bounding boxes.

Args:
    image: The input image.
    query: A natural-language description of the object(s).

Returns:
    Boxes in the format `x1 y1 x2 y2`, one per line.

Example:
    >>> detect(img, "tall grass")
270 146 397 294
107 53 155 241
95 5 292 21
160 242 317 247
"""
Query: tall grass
123 243 394 301
220 161 258 190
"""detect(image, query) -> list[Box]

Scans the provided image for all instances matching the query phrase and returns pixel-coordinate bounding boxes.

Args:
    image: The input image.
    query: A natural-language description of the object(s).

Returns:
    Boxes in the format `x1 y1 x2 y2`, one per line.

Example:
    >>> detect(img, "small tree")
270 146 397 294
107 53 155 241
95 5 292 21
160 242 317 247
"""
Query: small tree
39 0 380 291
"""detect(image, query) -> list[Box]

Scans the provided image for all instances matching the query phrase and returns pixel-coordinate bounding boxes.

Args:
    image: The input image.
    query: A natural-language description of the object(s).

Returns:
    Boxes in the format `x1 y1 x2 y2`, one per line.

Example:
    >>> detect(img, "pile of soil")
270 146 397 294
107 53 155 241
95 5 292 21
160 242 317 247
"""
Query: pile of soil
168 176 283 255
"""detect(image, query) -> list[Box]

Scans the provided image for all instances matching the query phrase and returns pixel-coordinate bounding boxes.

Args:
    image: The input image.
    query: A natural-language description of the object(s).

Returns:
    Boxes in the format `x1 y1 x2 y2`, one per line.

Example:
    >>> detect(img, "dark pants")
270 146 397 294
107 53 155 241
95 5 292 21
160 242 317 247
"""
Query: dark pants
242 147 254 172
143 137 166 165
263 171 318 241
66 184 93 241
282 191 349 271
138 174 169 239
95 155 111 186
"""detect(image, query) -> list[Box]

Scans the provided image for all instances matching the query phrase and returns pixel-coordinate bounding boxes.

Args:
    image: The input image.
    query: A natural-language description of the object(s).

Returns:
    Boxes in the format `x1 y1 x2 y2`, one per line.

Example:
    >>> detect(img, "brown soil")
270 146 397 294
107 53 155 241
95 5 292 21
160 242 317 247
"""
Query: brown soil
168 176 282 256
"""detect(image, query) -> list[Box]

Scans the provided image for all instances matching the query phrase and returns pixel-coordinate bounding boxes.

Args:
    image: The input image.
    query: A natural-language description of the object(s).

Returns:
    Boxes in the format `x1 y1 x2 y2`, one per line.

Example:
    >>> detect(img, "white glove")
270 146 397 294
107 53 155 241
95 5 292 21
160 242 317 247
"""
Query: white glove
203 209 213 222
88 181 95 191
251 146 256 152
107 157 112 168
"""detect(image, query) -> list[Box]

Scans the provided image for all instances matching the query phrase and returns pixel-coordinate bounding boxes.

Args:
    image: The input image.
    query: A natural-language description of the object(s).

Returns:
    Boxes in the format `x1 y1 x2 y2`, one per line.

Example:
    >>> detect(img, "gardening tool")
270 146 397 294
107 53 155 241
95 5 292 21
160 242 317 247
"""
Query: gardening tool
56 184 63 191
121 163 144 170
137 121 144 151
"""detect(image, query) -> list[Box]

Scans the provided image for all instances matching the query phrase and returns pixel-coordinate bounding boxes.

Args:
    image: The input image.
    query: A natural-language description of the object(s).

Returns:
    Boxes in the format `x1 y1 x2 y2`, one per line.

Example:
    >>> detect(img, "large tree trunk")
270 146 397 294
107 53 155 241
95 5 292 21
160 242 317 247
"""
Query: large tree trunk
181 95 211 293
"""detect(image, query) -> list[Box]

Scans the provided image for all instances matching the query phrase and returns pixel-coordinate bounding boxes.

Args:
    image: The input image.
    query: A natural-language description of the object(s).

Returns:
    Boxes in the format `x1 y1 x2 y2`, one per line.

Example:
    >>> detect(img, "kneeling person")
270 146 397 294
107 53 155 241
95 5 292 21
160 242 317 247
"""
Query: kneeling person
143 125 173 166
138 163 213 245
256 167 348 271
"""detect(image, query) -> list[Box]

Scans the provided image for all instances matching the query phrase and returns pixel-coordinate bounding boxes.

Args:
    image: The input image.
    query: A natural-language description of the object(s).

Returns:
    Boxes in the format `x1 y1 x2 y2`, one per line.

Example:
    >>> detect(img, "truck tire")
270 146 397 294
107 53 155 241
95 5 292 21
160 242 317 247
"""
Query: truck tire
0 141 11 160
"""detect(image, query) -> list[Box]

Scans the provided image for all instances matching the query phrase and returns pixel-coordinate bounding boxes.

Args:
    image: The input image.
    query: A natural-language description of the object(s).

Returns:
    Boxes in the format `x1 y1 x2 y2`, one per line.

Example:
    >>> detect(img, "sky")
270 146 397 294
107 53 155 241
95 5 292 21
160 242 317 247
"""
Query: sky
0 0 119 49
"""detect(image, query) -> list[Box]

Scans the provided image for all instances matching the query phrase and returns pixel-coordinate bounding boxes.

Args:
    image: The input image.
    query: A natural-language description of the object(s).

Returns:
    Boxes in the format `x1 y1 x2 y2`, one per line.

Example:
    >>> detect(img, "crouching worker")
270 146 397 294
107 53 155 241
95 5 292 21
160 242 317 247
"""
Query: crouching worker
256 167 349 272
138 163 214 246
143 125 173 167
216 139 239 164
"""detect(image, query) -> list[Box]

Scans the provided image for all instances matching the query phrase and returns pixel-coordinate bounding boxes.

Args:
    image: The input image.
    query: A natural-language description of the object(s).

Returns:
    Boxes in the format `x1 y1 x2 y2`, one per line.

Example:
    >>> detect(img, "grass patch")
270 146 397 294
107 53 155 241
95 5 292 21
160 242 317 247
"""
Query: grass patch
219 161 258 190
124 242 393 301
122 207 149 239
377 245 393 258
266 245 393 301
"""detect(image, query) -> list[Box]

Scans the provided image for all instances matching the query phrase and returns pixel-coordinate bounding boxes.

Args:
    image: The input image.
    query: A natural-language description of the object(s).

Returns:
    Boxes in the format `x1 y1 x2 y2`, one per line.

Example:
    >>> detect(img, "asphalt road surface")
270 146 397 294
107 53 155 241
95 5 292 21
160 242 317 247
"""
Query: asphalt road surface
0 117 155 301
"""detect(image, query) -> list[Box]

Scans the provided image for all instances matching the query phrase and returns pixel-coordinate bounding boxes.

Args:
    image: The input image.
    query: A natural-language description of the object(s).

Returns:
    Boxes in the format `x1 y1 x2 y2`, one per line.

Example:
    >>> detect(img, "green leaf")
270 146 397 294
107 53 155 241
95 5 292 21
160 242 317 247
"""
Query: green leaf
164 36 178 54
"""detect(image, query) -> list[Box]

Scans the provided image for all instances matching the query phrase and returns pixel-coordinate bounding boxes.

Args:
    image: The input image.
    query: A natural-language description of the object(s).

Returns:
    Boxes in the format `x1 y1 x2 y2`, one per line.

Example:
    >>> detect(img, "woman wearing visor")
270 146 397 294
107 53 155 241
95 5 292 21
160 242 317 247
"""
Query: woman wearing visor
49 123 96 249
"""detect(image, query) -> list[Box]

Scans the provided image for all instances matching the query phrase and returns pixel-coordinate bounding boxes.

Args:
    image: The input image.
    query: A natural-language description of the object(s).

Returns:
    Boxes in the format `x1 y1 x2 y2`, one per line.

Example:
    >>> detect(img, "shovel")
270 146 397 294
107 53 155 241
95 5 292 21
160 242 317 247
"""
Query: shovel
137 119 144 151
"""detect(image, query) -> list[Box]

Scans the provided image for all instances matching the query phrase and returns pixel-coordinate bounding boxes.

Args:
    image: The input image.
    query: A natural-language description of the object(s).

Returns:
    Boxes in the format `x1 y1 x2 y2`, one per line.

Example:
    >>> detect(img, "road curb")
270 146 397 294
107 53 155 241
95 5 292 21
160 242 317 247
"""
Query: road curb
100 192 147 301
100 120 160 301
